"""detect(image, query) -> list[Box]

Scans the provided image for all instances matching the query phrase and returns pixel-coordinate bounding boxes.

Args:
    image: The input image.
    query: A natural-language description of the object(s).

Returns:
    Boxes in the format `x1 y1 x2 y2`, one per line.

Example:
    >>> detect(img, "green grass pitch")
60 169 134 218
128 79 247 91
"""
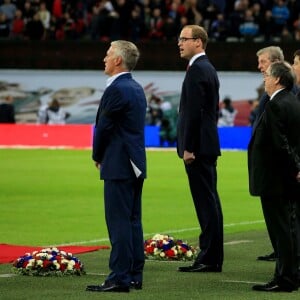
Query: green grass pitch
0 149 263 246
2 149 299 300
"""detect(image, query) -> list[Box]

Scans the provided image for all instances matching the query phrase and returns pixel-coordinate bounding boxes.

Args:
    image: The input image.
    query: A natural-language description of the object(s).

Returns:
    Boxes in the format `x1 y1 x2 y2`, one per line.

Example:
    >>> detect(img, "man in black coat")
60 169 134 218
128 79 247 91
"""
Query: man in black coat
248 61 300 292
176 25 223 273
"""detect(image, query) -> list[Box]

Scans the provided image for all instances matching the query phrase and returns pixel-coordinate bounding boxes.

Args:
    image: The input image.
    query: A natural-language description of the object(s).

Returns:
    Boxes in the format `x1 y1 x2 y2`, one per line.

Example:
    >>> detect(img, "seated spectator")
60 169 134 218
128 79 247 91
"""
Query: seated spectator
129 3 146 41
239 8 259 40
210 13 228 41
0 12 10 38
10 9 25 39
46 99 70 124
37 1 51 38
148 7 164 39
25 12 45 40
22 1 35 24
271 0 290 37
0 95 15 123
0 0 16 29
260 9 275 41
218 97 237 127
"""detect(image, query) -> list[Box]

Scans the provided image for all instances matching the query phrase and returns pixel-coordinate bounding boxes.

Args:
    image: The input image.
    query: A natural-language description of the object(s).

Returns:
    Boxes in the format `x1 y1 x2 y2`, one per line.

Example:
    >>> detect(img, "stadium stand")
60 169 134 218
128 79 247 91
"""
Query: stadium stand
0 0 300 43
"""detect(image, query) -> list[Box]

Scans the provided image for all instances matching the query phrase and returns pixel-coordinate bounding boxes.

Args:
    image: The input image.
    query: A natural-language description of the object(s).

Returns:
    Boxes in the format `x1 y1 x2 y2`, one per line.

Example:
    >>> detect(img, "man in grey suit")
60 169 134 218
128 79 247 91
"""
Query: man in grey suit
87 40 147 293
176 25 223 273
248 61 300 292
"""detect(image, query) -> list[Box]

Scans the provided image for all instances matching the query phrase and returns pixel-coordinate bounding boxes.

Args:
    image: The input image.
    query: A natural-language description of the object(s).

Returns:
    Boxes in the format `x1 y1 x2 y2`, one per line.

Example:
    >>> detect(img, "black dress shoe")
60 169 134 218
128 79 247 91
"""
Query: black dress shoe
252 280 296 292
256 252 276 261
178 263 222 272
86 281 129 293
130 281 143 290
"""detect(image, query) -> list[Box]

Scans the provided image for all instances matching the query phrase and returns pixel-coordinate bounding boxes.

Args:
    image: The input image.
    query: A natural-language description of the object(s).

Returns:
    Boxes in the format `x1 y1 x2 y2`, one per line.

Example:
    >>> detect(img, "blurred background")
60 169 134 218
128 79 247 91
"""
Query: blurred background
1 0 300 148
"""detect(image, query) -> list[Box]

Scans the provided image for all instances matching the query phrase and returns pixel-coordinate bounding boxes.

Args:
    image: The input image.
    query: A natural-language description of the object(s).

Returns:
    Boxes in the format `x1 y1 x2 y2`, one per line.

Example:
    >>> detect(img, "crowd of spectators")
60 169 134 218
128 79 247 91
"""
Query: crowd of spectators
1 0 300 43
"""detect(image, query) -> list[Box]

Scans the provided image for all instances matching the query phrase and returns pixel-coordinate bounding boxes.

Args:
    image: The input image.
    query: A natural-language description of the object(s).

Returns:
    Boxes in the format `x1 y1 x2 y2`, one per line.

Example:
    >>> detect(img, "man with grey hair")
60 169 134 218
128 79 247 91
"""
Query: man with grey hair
254 46 284 262
87 40 147 293
253 46 284 129
248 61 300 292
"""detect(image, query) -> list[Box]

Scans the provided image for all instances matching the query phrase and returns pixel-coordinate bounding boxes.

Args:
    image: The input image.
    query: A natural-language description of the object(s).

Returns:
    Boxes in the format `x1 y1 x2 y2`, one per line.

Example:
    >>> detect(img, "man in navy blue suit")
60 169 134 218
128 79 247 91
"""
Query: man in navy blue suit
86 40 147 293
176 25 224 273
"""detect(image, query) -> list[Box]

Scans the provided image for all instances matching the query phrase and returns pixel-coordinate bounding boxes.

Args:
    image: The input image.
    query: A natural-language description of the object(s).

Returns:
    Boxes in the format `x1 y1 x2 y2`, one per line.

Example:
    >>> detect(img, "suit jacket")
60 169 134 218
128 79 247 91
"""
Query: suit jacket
92 73 147 180
177 55 221 158
248 89 300 197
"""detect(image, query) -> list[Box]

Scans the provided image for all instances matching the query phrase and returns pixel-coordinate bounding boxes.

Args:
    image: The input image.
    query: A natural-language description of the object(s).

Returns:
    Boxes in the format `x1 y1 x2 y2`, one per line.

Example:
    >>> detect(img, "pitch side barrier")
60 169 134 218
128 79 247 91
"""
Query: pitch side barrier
0 125 251 150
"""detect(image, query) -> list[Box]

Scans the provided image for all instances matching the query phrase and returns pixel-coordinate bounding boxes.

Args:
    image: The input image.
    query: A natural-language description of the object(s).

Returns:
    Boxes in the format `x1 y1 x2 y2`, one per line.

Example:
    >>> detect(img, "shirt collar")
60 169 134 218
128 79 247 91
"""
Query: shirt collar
270 88 285 100
188 52 205 67
106 72 129 87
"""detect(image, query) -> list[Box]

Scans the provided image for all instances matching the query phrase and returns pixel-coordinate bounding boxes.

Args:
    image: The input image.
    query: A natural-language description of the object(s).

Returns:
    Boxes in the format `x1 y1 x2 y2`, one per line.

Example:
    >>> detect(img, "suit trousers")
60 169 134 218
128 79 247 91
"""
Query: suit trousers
104 177 145 286
261 195 298 287
292 198 300 280
184 156 224 266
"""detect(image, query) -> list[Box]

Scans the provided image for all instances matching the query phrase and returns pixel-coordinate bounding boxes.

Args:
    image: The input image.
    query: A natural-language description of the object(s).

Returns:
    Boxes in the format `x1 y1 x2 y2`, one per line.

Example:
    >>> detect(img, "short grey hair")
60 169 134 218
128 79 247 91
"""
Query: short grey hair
111 40 140 71
256 46 284 62
269 61 295 90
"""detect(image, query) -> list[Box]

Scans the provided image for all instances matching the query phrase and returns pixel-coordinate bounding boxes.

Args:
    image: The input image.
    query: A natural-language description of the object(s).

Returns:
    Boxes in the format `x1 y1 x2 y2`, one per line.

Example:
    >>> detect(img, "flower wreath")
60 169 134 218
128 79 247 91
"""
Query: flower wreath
12 247 85 276
144 234 197 261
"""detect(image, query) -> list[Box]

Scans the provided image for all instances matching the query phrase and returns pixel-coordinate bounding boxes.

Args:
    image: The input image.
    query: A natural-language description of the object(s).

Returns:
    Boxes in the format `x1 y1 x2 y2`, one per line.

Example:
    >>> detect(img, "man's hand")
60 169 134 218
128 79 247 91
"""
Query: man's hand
183 150 195 165
94 161 100 169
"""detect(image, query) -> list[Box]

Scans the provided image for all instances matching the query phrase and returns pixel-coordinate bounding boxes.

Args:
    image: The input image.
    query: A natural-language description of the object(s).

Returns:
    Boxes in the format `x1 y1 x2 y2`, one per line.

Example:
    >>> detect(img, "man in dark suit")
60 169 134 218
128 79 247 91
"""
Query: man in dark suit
86 40 147 293
292 49 300 286
176 25 223 273
253 46 284 262
248 61 300 292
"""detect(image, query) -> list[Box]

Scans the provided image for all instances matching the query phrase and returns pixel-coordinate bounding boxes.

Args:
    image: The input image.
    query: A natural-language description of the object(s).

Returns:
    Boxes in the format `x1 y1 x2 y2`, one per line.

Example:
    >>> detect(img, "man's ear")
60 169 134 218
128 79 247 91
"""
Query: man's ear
274 76 280 85
115 56 122 66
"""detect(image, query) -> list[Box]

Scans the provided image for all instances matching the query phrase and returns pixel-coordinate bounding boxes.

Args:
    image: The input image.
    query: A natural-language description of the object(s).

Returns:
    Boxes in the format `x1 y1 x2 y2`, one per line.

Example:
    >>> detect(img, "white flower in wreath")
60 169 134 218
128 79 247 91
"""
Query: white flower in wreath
36 260 43 267
171 248 178 256
26 259 35 269
53 261 60 270
154 248 161 256
67 261 75 270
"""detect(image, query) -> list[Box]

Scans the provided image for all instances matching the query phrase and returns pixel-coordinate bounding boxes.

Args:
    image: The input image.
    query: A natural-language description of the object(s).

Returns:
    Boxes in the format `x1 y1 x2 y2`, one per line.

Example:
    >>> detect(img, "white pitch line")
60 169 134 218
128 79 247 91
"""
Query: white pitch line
222 280 264 285
224 240 252 245
53 220 264 247
0 274 17 278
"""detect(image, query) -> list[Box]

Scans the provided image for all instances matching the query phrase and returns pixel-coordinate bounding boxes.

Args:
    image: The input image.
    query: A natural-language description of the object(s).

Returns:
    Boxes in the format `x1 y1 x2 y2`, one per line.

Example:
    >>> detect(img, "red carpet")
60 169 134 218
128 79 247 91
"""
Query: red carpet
0 243 110 264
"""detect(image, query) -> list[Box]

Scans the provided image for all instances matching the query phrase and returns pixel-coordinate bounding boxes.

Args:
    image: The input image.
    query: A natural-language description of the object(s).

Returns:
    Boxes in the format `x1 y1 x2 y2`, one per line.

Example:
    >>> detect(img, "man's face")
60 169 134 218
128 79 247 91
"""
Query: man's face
103 45 117 76
178 28 200 60
257 52 272 75
292 55 300 85
263 66 277 96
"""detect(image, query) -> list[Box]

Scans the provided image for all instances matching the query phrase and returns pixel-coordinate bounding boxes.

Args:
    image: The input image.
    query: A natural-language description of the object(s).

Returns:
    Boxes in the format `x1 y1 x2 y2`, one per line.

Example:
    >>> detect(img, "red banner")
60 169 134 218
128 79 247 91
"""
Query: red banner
0 124 93 149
